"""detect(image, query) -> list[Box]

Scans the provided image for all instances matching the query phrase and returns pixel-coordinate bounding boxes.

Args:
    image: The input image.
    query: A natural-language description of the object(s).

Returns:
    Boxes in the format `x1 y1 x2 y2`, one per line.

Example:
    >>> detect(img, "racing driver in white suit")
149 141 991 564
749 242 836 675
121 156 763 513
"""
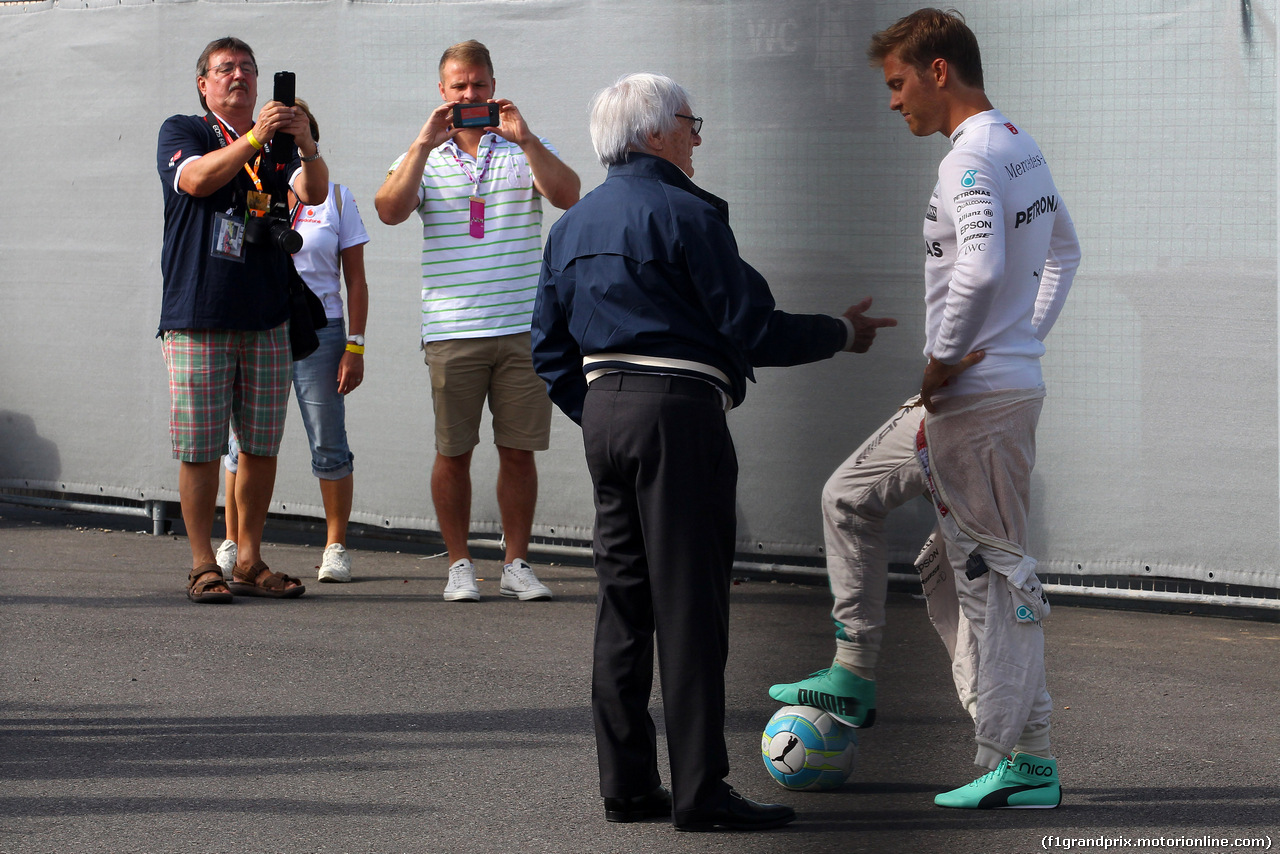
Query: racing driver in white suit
769 8 1081 810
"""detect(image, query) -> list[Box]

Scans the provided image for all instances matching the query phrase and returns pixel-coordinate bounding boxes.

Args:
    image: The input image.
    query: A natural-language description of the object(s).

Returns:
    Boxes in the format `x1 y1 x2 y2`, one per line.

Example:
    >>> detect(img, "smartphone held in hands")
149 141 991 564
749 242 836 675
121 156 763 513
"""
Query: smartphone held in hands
453 102 500 129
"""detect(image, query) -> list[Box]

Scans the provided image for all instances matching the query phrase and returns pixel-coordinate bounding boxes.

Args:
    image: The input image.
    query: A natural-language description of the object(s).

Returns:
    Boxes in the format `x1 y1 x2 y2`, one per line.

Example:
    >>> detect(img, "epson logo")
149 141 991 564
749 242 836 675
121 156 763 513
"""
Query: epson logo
1014 195 1058 229
960 220 992 234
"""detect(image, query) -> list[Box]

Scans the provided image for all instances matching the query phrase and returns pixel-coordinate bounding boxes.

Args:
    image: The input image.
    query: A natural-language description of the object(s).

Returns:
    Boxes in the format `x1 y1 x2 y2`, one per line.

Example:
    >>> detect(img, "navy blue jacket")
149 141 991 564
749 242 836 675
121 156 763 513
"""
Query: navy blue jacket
531 153 848 423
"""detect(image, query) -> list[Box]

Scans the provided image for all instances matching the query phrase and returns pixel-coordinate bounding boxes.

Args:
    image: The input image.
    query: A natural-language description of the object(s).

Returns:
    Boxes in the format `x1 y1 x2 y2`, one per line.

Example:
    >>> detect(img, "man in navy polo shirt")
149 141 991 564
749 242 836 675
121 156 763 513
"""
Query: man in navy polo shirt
157 36 328 603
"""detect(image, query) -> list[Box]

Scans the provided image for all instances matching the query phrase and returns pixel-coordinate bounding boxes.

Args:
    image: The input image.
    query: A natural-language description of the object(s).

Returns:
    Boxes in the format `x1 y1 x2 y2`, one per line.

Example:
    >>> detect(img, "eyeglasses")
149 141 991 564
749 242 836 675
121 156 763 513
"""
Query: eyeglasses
207 61 258 79
675 113 703 134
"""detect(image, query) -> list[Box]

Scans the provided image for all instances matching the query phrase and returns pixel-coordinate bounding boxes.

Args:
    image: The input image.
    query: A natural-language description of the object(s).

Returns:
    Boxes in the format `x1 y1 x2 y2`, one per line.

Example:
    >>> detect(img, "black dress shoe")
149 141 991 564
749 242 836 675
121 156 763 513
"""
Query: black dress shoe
674 787 796 832
603 785 672 823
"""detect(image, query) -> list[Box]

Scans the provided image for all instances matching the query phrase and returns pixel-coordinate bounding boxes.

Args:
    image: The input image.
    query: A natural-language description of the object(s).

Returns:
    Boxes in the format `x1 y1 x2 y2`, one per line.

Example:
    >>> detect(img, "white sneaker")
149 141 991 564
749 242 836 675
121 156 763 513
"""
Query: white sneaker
443 558 480 602
501 558 553 601
215 539 237 582
318 543 352 583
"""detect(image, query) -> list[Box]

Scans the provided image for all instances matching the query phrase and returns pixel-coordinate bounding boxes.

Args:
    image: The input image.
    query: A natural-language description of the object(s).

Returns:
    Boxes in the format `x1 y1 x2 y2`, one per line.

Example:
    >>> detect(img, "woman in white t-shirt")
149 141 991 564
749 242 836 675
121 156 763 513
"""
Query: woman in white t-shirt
220 100 371 583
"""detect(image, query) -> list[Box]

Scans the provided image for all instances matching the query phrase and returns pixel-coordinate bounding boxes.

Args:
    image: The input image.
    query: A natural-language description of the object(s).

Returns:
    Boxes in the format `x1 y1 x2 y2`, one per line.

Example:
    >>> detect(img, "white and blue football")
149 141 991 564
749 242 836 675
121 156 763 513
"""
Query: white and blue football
760 704 858 791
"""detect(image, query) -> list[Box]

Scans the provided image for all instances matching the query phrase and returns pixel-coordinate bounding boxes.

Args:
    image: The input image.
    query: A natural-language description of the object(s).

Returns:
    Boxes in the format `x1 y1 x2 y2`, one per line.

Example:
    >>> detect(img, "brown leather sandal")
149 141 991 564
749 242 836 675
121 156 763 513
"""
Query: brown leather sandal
229 560 305 598
188 563 233 604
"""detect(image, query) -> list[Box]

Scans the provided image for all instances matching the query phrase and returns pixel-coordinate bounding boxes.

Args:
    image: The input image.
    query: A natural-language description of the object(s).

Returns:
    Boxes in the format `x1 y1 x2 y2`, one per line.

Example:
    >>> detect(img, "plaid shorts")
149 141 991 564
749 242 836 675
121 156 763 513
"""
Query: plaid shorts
161 325 292 463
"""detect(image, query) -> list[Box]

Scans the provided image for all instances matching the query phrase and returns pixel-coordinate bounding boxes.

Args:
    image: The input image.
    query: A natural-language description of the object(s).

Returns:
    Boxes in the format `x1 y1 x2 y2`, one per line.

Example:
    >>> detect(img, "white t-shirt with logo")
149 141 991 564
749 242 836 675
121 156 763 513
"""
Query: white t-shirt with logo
292 181 371 320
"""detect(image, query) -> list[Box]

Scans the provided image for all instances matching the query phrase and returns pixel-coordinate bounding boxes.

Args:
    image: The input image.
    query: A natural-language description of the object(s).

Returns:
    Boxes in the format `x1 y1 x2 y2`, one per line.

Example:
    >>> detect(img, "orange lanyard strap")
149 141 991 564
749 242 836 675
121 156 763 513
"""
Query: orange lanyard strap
205 113 263 191
241 155 263 192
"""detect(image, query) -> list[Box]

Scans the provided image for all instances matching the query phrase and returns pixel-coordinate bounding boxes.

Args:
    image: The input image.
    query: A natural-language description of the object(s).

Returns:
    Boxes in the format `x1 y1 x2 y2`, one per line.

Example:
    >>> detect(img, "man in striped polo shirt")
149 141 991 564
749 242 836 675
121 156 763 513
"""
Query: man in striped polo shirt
376 40 580 603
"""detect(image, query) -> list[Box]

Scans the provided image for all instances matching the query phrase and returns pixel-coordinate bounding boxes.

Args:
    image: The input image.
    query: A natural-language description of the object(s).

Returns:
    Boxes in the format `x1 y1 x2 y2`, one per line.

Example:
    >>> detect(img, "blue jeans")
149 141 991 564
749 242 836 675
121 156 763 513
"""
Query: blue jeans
226 319 354 479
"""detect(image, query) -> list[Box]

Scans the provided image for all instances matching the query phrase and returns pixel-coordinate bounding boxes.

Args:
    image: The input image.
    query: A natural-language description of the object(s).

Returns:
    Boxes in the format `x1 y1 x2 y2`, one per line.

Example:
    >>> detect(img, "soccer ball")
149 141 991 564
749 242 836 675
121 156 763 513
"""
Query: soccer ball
760 705 858 791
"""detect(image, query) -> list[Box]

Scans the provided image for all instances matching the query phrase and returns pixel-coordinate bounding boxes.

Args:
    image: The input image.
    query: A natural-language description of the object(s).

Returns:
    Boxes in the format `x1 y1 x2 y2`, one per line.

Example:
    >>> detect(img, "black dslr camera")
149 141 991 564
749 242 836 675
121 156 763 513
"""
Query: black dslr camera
244 198 303 254
242 71 304 254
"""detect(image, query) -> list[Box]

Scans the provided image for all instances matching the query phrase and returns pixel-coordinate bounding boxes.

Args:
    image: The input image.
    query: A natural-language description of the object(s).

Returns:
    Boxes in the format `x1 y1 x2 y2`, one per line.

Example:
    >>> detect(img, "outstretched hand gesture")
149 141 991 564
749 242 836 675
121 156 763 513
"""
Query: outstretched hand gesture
842 297 898 353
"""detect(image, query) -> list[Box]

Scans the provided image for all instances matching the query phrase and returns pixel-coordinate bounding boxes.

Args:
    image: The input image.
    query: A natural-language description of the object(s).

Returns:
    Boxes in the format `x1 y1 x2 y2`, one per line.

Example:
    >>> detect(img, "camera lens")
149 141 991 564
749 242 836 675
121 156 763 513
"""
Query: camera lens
270 222 304 254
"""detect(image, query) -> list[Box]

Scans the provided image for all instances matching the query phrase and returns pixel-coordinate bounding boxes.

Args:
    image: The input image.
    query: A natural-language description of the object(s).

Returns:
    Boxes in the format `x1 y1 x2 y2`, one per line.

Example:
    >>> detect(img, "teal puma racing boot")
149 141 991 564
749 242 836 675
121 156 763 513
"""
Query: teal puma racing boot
768 662 876 728
934 752 1061 809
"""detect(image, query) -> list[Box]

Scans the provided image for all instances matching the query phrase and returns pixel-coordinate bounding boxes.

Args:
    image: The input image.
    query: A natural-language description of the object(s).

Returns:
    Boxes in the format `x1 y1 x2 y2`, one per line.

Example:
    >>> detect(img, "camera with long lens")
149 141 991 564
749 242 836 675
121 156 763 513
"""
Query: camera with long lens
244 199 303 254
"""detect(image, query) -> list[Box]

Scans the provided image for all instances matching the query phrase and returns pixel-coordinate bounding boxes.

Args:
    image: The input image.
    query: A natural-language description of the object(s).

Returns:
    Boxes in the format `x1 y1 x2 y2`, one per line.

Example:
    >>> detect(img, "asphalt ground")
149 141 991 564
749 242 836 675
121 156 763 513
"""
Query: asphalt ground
2 502 1278 854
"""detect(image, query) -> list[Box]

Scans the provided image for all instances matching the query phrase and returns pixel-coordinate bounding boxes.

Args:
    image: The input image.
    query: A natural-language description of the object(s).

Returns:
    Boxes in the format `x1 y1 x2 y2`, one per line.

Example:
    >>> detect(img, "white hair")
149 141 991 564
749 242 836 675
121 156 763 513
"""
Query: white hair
589 72 693 167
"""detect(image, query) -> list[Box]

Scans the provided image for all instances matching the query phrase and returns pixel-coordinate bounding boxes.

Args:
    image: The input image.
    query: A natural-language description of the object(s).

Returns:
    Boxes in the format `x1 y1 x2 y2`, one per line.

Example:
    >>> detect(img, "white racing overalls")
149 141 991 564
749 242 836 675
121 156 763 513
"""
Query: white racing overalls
825 389 1052 770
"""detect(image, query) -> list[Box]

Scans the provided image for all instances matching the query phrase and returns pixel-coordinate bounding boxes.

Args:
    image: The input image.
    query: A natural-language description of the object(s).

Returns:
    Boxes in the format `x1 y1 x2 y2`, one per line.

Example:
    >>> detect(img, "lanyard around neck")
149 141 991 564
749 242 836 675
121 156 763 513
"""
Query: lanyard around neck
206 112 263 192
447 138 495 195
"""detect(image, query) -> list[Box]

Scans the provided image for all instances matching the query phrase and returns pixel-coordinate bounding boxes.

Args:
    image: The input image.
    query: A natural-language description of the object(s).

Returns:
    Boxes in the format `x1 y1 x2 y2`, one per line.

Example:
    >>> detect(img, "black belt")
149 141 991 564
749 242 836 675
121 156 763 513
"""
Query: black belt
588 371 723 402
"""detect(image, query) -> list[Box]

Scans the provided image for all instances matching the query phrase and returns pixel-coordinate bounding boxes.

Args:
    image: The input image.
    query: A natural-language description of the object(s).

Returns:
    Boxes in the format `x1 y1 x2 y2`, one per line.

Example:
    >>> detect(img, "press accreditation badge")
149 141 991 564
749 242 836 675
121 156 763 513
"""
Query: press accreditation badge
469 195 484 239
245 190 271 216
211 211 246 262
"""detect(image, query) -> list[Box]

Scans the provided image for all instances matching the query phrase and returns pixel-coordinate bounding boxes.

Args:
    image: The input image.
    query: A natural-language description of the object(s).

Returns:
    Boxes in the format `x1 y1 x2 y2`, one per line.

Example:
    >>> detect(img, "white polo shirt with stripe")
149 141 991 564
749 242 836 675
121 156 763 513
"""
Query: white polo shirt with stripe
389 133 553 343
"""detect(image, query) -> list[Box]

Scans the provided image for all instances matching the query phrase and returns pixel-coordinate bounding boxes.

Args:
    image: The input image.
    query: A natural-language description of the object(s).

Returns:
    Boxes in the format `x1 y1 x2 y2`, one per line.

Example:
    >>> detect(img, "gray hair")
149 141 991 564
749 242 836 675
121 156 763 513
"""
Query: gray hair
196 36 257 112
589 73 692 167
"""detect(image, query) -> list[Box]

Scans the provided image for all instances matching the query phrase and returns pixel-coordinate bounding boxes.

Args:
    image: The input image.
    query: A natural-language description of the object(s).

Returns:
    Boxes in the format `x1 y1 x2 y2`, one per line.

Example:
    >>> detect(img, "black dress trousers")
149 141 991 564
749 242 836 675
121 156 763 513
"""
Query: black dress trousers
581 372 739 819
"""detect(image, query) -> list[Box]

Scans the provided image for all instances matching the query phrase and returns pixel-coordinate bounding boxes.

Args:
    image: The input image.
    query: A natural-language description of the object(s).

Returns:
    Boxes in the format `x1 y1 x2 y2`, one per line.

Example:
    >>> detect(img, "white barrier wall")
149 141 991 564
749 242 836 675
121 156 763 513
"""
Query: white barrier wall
1 0 1276 587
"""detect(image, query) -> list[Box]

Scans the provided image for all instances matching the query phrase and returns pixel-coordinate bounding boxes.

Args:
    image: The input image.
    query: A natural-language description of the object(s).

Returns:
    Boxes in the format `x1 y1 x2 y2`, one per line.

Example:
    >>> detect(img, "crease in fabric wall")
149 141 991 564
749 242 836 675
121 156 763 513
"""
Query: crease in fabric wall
0 0 1275 587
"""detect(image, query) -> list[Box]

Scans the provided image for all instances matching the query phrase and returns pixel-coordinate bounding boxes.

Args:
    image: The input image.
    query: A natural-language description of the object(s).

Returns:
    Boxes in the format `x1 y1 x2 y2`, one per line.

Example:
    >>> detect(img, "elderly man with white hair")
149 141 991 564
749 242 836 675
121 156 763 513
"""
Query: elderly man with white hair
531 72 896 832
